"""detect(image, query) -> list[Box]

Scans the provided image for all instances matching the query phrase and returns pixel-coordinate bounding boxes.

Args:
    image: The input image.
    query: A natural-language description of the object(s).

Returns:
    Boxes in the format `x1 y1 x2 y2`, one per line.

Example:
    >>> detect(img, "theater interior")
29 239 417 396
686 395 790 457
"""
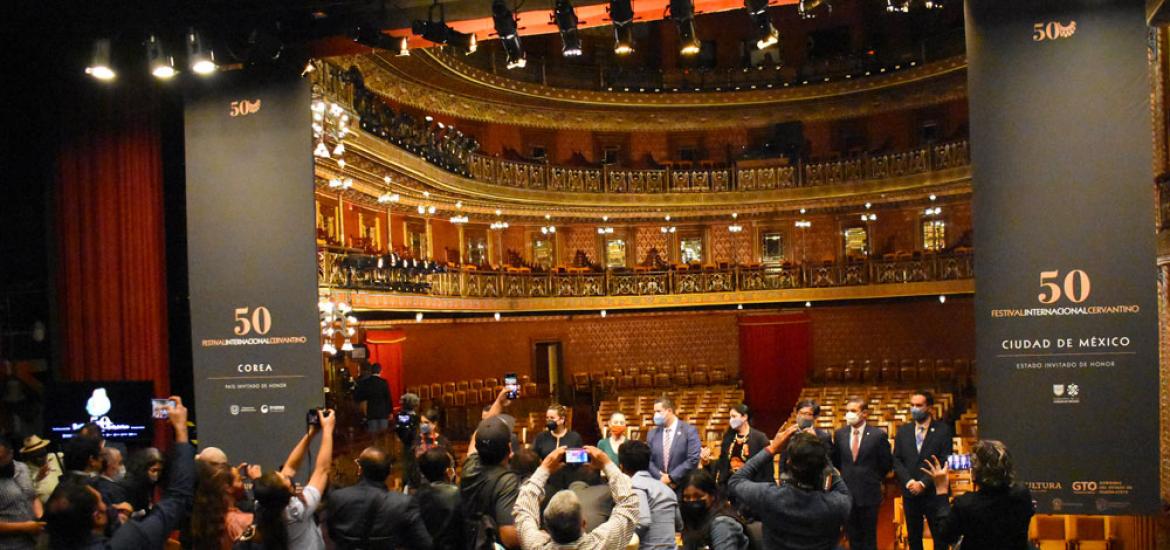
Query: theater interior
2 0 1170 548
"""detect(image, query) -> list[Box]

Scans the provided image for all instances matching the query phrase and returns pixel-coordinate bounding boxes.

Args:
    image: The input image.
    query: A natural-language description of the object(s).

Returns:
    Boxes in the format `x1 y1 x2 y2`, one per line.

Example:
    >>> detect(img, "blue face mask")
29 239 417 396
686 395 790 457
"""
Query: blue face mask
796 417 813 430
653 412 666 427
729 417 744 430
911 407 929 423
420 423 433 435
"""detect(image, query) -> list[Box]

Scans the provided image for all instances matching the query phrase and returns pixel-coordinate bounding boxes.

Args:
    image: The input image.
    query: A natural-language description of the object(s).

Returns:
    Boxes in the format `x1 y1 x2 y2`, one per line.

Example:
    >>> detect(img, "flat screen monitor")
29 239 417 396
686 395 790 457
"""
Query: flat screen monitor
43 381 154 442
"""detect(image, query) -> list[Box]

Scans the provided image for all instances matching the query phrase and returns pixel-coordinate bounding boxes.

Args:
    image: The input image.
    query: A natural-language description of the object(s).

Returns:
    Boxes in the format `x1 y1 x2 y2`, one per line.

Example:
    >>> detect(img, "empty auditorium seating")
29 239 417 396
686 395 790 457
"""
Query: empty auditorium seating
811 357 973 386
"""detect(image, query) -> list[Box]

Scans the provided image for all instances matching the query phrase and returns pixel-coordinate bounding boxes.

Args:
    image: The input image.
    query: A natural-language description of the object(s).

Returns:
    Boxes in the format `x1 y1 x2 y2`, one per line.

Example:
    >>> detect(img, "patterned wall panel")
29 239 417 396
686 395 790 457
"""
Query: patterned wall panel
809 298 975 369
564 312 740 376
563 227 599 265
709 223 751 264
635 226 669 264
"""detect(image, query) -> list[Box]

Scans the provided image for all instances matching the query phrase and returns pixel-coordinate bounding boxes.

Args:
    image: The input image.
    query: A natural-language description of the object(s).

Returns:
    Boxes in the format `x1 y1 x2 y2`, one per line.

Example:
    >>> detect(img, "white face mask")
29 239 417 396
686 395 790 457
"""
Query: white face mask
845 411 862 427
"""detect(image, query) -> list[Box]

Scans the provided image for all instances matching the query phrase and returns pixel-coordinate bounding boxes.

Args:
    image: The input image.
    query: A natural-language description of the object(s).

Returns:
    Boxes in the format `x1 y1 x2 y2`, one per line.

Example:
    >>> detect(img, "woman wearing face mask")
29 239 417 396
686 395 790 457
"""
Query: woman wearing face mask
679 470 750 550
118 447 165 513
532 404 583 459
715 404 771 487
412 408 452 457
596 412 628 464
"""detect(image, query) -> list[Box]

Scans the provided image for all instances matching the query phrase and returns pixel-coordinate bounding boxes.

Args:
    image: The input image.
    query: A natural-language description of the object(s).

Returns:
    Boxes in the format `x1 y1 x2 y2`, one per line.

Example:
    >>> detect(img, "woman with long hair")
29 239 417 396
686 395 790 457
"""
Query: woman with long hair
117 447 164 513
235 471 292 550
678 470 750 550
921 439 1034 550
189 461 252 549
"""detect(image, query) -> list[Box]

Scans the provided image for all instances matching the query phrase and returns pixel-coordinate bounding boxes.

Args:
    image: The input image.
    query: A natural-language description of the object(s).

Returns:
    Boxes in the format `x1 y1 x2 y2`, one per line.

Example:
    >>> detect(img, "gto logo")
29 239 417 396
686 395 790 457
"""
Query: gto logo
1072 481 1098 492
1033 21 1076 42
229 99 262 117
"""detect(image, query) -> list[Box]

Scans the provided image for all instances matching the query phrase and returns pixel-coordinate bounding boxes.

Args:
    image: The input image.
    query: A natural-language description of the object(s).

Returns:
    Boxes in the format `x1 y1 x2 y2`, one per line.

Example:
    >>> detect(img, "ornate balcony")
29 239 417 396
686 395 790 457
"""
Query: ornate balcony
318 250 974 311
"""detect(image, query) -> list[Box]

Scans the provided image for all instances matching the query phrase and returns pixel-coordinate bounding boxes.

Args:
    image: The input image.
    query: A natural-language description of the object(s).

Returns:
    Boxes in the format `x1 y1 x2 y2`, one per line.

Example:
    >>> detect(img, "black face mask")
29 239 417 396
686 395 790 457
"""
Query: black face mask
680 500 708 524
546 421 558 433
0 462 14 479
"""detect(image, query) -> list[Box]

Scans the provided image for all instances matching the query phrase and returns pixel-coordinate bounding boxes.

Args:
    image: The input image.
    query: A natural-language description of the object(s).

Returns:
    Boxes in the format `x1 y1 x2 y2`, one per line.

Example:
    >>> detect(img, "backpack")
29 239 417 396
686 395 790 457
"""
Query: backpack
464 467 511 550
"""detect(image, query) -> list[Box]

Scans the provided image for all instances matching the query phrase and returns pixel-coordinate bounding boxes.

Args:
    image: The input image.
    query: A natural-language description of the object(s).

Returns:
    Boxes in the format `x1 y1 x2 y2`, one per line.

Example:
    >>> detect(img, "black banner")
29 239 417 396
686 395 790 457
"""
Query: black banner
185 70 322 470
967 0 1159 514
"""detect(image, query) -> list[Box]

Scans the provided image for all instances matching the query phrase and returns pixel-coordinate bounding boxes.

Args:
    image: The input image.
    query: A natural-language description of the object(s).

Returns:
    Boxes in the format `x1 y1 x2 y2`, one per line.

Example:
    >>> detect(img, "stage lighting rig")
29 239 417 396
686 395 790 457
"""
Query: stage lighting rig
669 0 701 56
553 0 583 57
351 24 409 56
609 0 635 54
492 0 526 69
85 39 116 81
797 0 831 19
412 1 477 54
743 0 778 50
146 35 176 79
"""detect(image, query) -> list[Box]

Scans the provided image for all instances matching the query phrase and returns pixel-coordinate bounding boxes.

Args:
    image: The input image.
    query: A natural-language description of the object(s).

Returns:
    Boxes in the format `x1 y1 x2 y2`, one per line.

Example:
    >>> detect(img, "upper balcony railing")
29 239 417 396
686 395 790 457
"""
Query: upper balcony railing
467 141 969 194
319 250 974 299
312 62 971 194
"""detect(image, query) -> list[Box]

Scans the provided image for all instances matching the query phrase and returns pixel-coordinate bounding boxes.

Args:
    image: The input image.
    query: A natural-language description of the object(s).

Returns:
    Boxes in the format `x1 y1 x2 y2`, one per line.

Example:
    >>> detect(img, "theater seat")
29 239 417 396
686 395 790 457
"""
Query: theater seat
653 373 670 388
691 372 709 386
417 385 431 401
709 369 728 385
523 382 539 397
879 359 895 384
618 375 635 390
480 387 495 404
1030 515 1068 550
443 382 456 396
636 374 652 388
672 372 691 387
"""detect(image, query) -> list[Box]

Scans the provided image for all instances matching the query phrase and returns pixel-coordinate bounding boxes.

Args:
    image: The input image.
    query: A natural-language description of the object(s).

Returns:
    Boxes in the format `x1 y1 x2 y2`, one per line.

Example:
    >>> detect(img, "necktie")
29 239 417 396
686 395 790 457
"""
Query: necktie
916 425 925 452
663 427 674 473
851 429 861 462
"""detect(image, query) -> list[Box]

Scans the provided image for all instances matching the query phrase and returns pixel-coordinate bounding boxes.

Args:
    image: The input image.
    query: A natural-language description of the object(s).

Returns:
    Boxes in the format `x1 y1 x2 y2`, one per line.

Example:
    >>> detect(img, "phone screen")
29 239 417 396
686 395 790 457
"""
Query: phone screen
504 373 519 400
151 399 175 419
565 448 589 464
946 453 972 470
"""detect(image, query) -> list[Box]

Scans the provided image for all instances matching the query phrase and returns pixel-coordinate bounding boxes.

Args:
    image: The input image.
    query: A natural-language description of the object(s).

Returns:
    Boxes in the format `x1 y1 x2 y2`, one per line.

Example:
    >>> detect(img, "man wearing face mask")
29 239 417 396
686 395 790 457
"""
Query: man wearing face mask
647 396 701 488
779 400 832 478
831 397 891 550
893 390 953 550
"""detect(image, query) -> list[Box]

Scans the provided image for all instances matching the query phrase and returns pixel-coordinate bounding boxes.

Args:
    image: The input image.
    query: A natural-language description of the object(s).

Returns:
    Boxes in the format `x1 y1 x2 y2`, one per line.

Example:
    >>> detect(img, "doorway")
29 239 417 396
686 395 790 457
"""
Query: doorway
532 340 566 404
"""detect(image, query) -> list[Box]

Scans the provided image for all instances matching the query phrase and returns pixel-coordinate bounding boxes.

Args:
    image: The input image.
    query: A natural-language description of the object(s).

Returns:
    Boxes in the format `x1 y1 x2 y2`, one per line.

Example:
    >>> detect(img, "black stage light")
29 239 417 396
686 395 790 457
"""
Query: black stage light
797 0 830 19
351 24 410 56
492 0 526 68
85 38 116 81
743 0 778 50
411 14 477 54
146 35 176 79
187 29 217 75
554 0 582 57
670 0 700 56
609 0 635 54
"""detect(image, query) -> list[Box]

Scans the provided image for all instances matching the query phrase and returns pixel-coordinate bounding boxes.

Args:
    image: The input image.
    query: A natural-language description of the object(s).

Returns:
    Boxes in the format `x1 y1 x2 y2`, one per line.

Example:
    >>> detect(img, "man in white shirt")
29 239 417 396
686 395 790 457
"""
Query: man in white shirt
514 446 638 550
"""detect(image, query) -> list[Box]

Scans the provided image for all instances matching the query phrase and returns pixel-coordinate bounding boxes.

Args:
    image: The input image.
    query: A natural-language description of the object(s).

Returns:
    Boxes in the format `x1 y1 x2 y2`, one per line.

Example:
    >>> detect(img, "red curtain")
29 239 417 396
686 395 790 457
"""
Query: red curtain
738 313 811 433
55 85 170 403
365 330 406 409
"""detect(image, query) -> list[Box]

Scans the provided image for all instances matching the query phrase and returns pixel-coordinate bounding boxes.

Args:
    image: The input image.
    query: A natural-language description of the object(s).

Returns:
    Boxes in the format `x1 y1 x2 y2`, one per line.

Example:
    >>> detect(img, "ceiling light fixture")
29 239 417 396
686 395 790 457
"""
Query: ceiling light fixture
146 35 176 79
186 29 217 75
609 0 635 54
412 3 477 54
728 224 743 233
492 0 527 69
553 0 583 57
670 0 701 56
743 0 779 50
85 39 116 81
797 0 831 20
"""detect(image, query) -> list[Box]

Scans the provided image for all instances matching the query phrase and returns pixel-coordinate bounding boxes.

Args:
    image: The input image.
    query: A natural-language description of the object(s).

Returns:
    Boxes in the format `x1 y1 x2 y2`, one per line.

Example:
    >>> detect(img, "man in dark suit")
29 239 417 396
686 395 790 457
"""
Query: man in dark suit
832 397 892 550
893 390 953 550
647 396 701 487
326 446 432 550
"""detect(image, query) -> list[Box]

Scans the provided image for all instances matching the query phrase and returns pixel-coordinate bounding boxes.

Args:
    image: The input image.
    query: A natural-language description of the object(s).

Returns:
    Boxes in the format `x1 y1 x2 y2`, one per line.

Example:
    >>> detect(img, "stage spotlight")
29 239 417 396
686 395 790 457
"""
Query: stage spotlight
743 0 778 50
886 0 910 13
554 0 582 57
412 10 477 55
186 29 217 75
85 39 116 81
670 0 700 55
146 35 176 79
351 24 410 56
797 0 830 19
492 0 526 69
609 0 635 54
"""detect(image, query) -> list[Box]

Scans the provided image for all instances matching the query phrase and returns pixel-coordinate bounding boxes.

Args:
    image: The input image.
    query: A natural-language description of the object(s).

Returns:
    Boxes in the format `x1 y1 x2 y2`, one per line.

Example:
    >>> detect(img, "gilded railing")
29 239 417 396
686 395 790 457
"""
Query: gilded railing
320 252 974 298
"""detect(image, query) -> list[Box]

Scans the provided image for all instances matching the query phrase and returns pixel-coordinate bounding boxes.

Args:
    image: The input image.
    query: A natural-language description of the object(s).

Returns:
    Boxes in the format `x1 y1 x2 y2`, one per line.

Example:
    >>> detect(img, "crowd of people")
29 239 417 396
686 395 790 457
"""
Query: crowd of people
0 380 1033 550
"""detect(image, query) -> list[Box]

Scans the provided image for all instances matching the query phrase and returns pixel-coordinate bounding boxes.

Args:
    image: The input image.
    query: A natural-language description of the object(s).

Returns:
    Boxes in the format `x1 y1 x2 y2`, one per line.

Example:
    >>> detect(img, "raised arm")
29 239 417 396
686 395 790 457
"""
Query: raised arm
730 425 796 510
485 389 509 420
514 448 564 550
583 447 638 548
280 419 319 478
306 409 335 495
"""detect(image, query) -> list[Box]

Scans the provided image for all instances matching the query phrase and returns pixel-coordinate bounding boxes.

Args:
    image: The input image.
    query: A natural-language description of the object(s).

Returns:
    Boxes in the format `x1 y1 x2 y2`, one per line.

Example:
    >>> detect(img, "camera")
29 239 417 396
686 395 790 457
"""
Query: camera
394 392 420 445
306 408 330 426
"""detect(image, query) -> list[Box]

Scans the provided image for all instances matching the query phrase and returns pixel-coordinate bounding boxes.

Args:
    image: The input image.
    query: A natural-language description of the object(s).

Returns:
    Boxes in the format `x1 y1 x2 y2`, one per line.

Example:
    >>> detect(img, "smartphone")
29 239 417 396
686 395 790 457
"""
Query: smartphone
504 373 519 400
151 398 176 419
306 409 325 426
946 453 972 470
565 447 589 464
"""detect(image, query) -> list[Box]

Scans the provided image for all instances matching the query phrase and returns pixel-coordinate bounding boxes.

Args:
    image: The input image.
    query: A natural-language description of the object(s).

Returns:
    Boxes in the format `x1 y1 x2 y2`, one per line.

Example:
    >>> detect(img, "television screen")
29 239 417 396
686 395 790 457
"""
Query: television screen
43 382 154 442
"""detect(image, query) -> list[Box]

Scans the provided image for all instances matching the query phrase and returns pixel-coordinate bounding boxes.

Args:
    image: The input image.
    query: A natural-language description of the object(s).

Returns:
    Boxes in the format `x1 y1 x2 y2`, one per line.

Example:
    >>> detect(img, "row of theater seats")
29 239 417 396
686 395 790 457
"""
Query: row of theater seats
595 386 746 444
571 365 737 397
405 375 546 408
811 358 973 385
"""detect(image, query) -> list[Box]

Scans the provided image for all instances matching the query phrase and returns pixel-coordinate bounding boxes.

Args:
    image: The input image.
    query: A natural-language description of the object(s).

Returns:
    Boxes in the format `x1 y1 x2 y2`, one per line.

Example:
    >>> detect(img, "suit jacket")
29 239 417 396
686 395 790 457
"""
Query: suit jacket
630 471 681 550
647 419 702 482
326 478 433 550
892 419 953 499
831 423 892 507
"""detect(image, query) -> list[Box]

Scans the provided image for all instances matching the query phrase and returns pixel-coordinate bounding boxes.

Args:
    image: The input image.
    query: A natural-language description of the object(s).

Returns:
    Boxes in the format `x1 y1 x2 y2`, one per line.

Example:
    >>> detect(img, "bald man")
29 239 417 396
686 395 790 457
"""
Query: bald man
195 447 228 466
326 447 432 549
